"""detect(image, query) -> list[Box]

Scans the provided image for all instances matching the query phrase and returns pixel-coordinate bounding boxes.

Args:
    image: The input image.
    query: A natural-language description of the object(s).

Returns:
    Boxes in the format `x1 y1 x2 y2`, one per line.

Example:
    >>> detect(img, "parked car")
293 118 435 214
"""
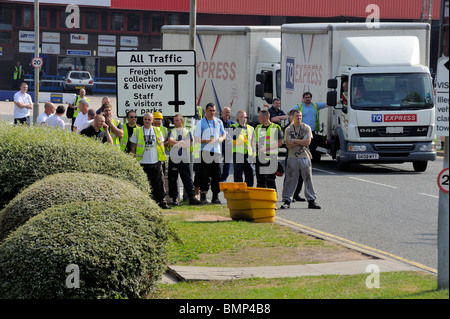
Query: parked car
62 71 94 93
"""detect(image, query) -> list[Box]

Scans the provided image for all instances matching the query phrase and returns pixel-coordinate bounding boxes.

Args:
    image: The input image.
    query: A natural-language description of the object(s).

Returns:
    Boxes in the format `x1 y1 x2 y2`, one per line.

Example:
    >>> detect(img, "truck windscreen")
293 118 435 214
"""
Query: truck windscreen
350 73 434 110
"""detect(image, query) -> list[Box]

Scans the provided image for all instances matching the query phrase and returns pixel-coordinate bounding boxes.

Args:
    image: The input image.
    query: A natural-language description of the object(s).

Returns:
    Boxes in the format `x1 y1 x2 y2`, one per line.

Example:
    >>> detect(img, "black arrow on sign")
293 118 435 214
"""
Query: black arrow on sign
165 70 188 113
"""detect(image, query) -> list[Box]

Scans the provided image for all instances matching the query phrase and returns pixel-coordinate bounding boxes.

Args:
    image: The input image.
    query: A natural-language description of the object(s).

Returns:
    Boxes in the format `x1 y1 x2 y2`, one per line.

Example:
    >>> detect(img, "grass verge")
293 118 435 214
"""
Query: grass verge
152 203 448 299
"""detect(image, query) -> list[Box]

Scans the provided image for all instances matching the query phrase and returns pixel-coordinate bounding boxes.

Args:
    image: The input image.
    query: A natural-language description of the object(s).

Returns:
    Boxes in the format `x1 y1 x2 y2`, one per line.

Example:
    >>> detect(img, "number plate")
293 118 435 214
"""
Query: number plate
75 86 85 89
356 154 379 160
386 126 403 134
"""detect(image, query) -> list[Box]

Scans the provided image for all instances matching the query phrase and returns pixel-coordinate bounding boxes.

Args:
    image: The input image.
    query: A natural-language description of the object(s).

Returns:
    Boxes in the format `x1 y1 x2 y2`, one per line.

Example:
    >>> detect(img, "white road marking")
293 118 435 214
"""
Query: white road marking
348 177 398 189
419 193 439 199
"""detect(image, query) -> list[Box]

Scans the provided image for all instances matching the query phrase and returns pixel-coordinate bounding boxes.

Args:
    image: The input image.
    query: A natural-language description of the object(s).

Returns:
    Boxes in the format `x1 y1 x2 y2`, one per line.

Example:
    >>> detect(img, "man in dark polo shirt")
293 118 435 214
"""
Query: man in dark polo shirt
80 114 113 145
267 98 288 125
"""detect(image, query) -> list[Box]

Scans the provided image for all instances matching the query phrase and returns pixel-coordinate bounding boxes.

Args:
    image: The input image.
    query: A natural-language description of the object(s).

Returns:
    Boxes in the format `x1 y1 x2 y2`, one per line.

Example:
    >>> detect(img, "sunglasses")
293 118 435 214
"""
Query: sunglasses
128 115 137 119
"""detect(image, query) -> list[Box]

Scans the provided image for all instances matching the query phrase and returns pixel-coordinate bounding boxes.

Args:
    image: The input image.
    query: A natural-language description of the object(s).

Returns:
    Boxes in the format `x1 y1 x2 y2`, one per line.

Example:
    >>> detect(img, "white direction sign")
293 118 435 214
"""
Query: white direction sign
435 56 449 137
116 50 196 118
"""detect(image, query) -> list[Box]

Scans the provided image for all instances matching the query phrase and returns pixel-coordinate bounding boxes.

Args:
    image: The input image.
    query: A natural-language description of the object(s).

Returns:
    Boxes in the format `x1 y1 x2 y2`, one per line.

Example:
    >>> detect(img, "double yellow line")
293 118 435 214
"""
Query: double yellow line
275 216 437 274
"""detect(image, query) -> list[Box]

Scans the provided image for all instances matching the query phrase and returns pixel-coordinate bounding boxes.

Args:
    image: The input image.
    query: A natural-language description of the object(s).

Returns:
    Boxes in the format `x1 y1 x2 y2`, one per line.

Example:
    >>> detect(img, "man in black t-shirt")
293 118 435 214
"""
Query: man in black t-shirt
80 115 113 145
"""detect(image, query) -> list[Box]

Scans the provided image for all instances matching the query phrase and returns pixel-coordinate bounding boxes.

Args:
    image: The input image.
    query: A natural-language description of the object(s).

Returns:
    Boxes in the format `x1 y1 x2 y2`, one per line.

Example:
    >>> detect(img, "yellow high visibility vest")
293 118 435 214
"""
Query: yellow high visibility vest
73 96 91 118
134 126 166 162
231 123 254 157
100 118 121 147
256 123 281 160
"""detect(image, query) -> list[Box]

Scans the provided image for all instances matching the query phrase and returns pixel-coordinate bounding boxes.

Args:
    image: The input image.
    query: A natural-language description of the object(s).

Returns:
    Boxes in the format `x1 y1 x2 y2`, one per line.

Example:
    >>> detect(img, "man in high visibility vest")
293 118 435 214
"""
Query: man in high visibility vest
120 110 139 153
68 88 91 131
13 61 24 90
231 110 256 187
130 113 171 210
167 114 201 205
255 109 283 190
289 91 326 153
100 102 123 148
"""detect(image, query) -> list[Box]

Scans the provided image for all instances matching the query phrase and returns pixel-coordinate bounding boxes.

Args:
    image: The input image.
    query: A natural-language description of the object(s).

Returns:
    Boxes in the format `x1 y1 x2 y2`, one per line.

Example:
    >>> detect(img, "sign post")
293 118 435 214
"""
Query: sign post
435 56 449 290
116 50 196 118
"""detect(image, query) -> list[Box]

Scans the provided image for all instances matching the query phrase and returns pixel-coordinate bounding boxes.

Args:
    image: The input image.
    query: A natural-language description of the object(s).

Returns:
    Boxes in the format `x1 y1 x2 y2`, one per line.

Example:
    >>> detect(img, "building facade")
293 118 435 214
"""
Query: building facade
0 0 445 91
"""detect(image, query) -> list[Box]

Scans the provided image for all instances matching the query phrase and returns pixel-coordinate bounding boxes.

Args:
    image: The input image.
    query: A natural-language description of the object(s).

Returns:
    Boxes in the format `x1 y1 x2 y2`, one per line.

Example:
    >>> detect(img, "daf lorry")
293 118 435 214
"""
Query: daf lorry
162 25 281 125
279 23 436 171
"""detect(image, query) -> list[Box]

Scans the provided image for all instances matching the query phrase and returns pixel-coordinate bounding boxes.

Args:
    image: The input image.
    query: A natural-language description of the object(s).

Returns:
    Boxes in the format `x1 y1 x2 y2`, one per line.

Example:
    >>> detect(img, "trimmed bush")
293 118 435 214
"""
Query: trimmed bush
0 122 150 209
0 200 169 299
0 172 161 243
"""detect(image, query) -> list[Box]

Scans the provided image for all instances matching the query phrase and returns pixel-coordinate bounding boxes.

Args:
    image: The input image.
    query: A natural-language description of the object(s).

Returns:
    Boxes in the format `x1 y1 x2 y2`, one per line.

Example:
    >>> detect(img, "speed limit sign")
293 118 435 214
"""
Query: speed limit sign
438 167 449 194
31 57 43 68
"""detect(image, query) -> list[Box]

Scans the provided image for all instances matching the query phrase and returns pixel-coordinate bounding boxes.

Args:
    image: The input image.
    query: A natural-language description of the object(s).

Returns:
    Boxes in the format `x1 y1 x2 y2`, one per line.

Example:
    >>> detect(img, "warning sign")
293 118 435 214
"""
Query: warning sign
116 50 196 118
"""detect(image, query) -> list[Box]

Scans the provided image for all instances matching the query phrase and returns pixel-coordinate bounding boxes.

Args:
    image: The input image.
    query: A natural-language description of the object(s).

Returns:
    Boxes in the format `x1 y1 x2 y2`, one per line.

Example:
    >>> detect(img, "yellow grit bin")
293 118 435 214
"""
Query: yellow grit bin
219 182 277 223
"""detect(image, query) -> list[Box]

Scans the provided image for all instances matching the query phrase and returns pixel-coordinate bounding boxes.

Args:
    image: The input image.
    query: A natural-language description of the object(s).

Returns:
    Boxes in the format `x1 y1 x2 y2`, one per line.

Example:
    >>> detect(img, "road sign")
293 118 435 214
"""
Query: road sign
31 56 43 69
116 50 196 118
435 57 449 137
438 167 449 194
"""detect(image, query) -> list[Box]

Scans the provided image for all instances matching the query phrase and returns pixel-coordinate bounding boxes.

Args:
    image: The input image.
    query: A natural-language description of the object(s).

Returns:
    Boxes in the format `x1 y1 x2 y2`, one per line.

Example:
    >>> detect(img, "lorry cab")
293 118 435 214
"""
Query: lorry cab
328 65 436 171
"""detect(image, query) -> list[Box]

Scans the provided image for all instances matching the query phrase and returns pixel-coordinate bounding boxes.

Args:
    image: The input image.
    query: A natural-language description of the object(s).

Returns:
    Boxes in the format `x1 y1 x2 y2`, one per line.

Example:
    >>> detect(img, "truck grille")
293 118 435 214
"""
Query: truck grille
373 144 415 152
358 126 429 137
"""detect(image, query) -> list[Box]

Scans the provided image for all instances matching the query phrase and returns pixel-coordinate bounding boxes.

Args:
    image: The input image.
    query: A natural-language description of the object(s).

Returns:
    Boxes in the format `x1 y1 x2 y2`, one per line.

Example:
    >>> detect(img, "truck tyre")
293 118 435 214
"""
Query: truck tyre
334 139 350 171
312 150 322 163
413 161 428 172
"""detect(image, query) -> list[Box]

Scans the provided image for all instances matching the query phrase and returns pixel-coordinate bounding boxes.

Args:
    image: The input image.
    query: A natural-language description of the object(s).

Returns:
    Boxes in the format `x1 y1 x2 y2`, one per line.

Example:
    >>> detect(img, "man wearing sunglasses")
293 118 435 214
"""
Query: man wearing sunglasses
167 114 201 205
194 103 226 204
120 110 139 153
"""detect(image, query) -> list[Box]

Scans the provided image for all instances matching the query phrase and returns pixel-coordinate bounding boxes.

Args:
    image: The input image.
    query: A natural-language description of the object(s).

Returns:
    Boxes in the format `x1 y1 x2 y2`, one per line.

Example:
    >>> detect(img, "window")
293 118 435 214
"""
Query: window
0 7 12 30
60 9 80 29
50 8 57 28
24 8 32 28
152 13 164 33
15 7 22 27
168 14 178 25
127 13 140 32
39 8 48 28
111 13 123 31
0 7 12 45
85 12 98 30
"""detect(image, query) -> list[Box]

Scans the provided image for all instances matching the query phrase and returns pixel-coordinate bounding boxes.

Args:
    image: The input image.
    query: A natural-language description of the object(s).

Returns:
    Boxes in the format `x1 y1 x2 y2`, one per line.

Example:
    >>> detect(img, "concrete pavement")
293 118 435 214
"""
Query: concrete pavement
161 259 423 284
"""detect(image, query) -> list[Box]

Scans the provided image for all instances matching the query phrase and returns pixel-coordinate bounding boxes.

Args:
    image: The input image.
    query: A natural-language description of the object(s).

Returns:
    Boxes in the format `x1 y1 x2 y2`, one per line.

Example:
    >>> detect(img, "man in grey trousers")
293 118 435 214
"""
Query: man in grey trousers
280 109 321 209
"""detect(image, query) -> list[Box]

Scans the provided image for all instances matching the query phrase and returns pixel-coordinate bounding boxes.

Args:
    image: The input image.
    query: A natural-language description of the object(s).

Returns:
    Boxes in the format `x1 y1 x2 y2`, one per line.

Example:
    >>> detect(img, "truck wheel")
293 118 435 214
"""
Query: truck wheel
334 139 350 171
413 161 428 172
336 149 350 171
312 150 322 163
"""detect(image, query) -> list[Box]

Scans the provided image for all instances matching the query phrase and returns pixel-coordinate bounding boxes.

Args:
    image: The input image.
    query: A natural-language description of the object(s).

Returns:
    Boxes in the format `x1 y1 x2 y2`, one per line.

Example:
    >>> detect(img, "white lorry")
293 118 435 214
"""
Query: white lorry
162 25 281 124
280 22 436 171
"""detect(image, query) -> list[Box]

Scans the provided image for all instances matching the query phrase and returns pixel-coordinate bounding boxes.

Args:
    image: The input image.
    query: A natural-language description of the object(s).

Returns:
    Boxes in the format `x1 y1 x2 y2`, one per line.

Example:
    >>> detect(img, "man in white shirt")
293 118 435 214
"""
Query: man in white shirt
77 109 96 132
72 99 89 133
13 82 33 125
130 112 171 209
45 105 66 129
37 102 55 126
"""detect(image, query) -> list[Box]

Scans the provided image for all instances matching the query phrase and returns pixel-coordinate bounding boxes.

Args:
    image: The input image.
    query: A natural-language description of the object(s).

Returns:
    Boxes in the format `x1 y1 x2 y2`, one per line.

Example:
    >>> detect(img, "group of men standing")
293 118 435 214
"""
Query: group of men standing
12 82 324 211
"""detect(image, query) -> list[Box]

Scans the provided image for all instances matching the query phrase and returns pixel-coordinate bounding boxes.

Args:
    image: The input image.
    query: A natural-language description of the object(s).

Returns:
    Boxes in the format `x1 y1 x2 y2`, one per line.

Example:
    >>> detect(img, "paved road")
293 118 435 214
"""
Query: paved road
275 155 444 271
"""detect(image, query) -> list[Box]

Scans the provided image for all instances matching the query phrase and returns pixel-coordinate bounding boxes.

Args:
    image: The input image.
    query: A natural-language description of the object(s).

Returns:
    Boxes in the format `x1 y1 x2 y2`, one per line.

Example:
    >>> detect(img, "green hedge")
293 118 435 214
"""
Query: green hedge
0 172 161 243
0 200 169 299
0 122 150 209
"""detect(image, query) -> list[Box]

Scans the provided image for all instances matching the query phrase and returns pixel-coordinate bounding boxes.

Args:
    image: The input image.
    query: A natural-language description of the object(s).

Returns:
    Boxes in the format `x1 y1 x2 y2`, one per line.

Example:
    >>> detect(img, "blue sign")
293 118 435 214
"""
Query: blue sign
285 56 295 91
67 50 91 56
50 93 63 103
372 114 383 122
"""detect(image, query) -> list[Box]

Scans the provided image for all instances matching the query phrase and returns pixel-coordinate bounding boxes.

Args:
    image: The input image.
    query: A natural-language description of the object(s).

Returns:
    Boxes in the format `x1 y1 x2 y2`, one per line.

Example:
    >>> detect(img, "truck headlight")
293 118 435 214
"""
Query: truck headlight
348 145 367 152
419 143 436 152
